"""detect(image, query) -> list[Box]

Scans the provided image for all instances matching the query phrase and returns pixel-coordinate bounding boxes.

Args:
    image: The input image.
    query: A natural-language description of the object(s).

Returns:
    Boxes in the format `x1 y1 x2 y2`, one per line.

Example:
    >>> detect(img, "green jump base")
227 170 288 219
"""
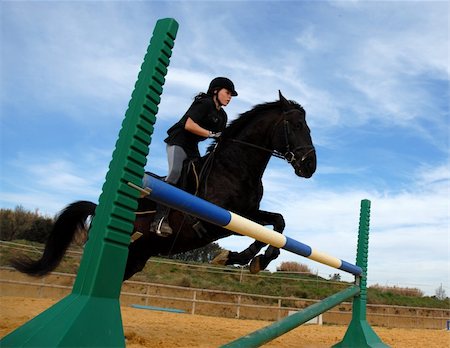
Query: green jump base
0 294 123 347
332 319 390 348
221 286 360 348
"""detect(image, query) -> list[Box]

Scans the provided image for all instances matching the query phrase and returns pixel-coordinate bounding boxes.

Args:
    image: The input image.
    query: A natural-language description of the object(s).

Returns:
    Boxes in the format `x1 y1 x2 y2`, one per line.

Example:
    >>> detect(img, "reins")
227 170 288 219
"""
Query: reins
197 146 216 195
228 109 315 164
229 138 286 160
230 138 314 163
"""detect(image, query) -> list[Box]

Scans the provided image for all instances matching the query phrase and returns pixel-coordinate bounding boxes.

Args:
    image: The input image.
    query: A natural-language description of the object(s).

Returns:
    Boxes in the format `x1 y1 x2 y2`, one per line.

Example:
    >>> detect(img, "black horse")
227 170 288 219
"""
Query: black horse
11 92 316 280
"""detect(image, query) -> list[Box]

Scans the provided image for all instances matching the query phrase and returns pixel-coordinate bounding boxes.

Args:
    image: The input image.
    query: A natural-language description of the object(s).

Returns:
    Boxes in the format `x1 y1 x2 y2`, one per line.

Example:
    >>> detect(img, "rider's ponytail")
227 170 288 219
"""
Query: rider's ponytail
193 92 211 102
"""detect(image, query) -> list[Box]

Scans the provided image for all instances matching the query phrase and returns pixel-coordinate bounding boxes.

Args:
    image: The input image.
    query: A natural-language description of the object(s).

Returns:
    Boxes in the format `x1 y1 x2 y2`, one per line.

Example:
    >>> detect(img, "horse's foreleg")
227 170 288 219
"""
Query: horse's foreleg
248 210 285 274
249 245 280 274
212 210 285 270
213 240 266 266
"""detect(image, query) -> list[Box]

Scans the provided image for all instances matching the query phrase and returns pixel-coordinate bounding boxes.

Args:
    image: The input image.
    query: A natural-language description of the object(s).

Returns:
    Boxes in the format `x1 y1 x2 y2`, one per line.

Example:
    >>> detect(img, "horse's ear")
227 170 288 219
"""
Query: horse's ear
278 90 290 111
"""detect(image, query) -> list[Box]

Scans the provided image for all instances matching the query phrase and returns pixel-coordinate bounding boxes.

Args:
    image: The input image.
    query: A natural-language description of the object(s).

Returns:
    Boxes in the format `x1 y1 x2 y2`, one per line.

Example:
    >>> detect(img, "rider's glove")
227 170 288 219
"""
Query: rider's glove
208 131 222 138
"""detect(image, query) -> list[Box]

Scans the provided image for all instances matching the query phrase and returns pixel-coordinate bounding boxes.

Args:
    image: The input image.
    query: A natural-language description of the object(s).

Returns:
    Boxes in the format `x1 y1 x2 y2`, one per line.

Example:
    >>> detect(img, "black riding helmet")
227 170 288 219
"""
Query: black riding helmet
207 77 238 96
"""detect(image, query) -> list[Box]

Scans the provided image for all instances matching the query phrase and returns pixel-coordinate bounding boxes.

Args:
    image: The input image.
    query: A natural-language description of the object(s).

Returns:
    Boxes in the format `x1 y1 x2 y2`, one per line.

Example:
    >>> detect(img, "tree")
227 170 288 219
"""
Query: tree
0 209 16 240
435 284 447 300
329 273 341 281
0 206 34 240
20 217 54 243
0 206 54 242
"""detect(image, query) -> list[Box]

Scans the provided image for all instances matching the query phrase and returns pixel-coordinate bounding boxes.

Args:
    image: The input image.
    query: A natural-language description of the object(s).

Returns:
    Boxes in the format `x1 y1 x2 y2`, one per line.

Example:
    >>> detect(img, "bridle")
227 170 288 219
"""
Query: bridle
229 109 315 164
199 108 314 194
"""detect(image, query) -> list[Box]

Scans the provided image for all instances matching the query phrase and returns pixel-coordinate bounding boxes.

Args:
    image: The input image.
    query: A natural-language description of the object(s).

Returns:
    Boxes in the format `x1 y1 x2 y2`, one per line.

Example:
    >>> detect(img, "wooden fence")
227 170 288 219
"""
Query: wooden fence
0 268 448 330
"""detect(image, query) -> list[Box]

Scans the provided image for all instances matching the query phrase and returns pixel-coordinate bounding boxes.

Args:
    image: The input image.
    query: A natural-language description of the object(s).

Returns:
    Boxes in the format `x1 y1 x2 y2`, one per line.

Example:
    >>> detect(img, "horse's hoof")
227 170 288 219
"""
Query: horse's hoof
211 250 229 265
249 256 262 274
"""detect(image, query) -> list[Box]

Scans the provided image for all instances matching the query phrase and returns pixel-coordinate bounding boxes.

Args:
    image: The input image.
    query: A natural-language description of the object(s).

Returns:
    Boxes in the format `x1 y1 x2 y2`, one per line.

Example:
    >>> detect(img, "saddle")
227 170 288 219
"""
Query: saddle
142 156 212 237
143 157 203 195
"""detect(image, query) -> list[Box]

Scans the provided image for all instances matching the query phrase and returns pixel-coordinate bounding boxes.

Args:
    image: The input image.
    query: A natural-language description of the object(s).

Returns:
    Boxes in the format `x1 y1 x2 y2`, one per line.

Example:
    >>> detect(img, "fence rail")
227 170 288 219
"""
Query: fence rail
0 267 448 329
0 241 341 286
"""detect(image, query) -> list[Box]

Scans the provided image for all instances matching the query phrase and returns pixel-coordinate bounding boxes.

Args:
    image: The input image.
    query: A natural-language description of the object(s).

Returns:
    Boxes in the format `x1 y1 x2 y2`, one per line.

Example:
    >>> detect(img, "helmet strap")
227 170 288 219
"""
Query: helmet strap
213 90 223 108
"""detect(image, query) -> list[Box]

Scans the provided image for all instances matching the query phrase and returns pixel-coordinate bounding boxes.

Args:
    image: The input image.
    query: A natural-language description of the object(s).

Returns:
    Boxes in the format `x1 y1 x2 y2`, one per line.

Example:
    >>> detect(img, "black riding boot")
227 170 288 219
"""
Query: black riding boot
151 204 172 237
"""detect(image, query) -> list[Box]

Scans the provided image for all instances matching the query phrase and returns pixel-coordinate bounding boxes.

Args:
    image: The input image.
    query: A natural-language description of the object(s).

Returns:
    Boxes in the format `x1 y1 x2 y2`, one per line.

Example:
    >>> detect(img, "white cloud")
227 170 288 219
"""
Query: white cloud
165 68 211 92
336 3 448 130
295 26 322 51
415 163 450 187
1 153 107 215
1 2 155 122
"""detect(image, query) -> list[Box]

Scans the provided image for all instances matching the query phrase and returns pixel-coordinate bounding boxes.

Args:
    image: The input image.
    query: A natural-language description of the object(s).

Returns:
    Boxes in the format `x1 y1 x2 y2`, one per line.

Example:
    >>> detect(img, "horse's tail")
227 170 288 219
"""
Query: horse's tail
10 200 97 276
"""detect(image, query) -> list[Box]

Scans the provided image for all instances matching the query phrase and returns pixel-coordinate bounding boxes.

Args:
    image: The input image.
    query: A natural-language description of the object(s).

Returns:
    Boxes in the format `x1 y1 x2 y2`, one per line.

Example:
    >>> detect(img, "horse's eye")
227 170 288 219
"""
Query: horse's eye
295 122 303 130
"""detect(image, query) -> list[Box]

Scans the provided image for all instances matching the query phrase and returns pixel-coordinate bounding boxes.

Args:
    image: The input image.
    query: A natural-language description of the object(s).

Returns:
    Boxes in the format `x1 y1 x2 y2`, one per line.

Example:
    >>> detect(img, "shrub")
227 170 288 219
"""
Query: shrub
277 261 312 274
178 276 192 287
369 284 424 297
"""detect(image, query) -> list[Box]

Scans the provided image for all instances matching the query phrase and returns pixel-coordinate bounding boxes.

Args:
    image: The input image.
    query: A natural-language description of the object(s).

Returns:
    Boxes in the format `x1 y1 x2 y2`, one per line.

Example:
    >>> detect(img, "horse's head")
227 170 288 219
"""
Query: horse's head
272 91 317 178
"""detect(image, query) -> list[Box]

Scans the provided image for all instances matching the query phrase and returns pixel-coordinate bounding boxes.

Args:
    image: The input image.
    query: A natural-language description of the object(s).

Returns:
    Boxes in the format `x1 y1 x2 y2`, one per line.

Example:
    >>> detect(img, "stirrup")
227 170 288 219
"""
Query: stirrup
152 217 173 237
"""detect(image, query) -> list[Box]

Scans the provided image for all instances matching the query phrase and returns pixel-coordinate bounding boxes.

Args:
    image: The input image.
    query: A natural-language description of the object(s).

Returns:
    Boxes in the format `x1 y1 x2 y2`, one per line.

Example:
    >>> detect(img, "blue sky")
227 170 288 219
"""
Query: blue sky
1 1 448 296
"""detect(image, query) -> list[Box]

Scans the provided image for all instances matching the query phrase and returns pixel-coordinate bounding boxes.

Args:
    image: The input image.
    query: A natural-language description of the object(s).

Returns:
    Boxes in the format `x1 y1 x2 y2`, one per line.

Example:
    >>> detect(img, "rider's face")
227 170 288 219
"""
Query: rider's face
217 88 233 107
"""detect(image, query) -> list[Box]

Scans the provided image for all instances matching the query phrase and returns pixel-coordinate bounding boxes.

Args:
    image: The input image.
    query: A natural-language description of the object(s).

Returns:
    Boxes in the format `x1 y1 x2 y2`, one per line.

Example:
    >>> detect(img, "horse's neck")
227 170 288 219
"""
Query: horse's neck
212 120 274 183
197 112 279 213
231 112 277 168
228 145 271 179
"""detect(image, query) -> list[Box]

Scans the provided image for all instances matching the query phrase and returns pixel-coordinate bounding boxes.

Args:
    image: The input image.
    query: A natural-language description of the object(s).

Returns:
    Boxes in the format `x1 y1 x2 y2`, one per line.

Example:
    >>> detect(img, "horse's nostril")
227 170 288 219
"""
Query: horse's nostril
300 156 316 177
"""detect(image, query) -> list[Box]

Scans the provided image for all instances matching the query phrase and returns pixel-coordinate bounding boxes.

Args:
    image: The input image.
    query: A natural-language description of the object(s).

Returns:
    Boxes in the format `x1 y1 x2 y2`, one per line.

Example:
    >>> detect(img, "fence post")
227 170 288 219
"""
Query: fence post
236 295 241 319
333 200 390 348
192 290 197 315
38 277 44 298
277 298 282 320
145 284 150 307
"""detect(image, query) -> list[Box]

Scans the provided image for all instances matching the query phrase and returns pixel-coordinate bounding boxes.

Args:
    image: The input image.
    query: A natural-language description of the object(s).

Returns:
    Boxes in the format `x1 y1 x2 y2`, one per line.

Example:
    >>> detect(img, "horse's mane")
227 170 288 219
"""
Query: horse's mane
206 99 303 153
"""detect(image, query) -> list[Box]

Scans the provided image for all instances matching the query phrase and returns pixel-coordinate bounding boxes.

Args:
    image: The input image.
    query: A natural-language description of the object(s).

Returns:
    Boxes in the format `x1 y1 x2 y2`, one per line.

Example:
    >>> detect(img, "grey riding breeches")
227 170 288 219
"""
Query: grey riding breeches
165 144 188 185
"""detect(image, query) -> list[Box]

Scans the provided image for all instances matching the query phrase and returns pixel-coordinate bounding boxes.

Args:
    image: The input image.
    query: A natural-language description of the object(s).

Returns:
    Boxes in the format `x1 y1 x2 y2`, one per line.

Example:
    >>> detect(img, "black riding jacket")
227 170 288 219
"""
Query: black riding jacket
164 95 227 158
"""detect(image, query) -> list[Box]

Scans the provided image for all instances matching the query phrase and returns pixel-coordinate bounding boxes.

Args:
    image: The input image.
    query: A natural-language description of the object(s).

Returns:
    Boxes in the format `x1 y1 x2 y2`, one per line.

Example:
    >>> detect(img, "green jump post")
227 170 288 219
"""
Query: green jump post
1 18 178 348
222 200 390 348
333 199 390 348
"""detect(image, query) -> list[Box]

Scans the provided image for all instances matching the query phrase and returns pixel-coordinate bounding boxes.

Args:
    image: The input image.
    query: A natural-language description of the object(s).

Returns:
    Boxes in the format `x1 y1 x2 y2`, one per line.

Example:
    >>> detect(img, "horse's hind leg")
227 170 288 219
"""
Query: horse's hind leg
123 233 154 281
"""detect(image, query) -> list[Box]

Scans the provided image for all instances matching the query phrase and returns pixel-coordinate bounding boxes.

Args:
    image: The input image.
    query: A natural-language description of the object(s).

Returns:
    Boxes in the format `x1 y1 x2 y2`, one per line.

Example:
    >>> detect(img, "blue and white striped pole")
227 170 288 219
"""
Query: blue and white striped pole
141 175 362 276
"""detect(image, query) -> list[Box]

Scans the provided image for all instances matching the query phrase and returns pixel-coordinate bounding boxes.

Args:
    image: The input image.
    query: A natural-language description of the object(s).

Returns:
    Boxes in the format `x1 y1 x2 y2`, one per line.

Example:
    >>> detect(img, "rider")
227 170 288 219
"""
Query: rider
150 77 238 236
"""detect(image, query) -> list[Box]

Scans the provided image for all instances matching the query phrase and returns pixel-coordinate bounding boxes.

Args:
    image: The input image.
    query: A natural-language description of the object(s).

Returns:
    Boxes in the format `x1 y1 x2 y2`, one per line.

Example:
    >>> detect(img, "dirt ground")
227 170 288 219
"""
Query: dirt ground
1 296 448 348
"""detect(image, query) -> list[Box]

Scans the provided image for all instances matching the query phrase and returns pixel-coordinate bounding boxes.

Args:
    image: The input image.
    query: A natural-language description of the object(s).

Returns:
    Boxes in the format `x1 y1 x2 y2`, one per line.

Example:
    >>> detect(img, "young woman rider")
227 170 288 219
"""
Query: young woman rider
151 77 238 235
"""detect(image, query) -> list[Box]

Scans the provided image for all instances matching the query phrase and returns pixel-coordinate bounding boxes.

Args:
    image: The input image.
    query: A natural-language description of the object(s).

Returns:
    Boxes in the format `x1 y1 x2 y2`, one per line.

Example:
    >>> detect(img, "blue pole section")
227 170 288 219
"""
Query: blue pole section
143 175 232 226
142 175 362 276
